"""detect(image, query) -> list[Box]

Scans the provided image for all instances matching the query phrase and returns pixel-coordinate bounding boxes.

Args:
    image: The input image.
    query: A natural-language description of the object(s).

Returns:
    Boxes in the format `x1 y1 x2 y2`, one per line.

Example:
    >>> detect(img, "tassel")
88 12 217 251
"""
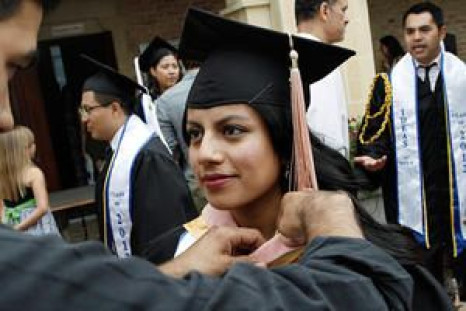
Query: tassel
288 34 318 191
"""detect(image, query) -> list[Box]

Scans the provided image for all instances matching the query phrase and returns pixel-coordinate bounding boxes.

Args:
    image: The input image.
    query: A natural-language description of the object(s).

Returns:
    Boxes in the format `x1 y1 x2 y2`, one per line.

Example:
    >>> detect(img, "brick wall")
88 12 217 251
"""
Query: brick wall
118 0 225 56
368 0 465 72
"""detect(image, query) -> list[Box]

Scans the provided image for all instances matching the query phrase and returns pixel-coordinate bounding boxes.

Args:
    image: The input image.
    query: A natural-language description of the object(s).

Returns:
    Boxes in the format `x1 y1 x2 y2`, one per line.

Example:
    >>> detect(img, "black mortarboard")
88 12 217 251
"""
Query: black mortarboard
81 54 146 105
138 36 178 72
180 7 355 109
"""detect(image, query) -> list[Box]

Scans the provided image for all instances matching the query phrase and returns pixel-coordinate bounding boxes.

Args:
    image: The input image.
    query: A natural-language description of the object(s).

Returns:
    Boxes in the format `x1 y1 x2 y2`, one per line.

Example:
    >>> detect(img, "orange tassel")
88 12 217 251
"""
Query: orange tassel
289 35 318 191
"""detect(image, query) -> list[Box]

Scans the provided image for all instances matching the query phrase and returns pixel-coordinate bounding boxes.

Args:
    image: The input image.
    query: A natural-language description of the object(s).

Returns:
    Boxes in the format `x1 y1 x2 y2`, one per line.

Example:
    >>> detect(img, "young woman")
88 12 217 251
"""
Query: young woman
0 126 59 236
139 36 182 99
143 8 449 310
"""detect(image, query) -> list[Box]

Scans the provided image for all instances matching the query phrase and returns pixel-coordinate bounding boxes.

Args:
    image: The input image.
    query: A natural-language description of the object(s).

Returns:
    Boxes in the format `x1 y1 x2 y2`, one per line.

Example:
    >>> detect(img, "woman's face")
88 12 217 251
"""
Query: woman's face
380 44 389 59
149 54 180 93
186 104 282 211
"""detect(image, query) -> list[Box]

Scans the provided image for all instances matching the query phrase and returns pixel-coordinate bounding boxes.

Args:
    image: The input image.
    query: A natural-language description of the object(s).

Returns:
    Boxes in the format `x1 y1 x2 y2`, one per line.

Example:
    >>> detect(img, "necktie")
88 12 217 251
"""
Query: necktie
422 63 436 92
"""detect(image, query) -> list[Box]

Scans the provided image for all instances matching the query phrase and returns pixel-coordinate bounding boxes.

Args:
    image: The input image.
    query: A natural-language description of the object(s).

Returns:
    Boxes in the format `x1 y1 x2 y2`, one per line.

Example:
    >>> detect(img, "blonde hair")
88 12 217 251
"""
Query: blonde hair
0 126 35 201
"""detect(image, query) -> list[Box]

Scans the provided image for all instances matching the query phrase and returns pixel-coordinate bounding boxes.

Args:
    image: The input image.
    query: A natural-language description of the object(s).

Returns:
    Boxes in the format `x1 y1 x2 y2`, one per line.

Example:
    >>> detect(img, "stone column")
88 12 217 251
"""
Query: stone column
340 0 376 118
221 0 273 28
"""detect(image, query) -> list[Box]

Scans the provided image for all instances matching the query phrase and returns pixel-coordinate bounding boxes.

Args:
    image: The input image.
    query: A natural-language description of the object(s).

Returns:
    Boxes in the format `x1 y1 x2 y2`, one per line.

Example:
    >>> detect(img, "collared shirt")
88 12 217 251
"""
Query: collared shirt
110 117 128 151
297 32 349 158
415 54 441 92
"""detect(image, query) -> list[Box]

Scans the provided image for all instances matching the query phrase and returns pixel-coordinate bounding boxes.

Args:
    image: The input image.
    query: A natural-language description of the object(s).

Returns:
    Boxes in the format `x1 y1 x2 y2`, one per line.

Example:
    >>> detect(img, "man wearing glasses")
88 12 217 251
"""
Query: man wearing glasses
79 55 196 259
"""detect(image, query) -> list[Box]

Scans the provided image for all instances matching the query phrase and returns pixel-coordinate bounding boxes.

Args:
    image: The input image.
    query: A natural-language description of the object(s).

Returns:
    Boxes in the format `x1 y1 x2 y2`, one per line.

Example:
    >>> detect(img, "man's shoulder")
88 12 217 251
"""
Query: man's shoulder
310 66 343 88
137 136 172 160
158 78 195 106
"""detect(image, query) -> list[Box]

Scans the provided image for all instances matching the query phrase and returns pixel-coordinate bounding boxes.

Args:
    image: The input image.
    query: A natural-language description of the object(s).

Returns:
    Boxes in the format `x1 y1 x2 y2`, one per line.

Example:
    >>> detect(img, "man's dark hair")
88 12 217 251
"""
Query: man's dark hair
295 0 337 24
94 92 133 116
402 2 444 28
0 0 60 20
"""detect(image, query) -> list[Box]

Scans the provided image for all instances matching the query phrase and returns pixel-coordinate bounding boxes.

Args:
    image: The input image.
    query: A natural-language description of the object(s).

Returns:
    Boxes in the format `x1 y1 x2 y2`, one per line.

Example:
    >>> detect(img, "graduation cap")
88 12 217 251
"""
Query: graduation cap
138 36 178 73
81 54 146 109
180 7 355 110
180 8 356 191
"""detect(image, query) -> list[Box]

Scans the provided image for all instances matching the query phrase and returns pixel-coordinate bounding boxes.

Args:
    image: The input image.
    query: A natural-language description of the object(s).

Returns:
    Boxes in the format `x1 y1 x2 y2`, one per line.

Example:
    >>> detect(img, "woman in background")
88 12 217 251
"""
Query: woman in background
139 36 182 100
379 35 405 73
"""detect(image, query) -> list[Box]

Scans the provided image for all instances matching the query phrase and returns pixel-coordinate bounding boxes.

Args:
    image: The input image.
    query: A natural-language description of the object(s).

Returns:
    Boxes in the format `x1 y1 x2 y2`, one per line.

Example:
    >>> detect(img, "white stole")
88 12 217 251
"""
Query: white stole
105 115 152 258
391 51 466 254
297 32 349 158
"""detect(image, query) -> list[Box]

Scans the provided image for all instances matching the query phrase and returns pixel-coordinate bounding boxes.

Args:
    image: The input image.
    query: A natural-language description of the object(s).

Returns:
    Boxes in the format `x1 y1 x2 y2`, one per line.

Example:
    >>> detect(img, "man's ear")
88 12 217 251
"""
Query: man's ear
110 100 122 113
319 2 330 22
439 25 447 41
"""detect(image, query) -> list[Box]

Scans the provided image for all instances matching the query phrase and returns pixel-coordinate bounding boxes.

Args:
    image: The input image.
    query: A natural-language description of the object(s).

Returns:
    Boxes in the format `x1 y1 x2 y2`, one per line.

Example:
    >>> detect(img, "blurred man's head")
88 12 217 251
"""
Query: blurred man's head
295 0 349 44
80 55 145 141
80 91 128 142
403 2 446 66
0 0 58 132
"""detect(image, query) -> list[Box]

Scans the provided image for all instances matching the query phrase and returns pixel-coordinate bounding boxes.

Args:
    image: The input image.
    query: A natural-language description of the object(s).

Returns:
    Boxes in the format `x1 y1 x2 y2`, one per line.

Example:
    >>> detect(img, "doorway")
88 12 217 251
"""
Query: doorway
11 31 117 191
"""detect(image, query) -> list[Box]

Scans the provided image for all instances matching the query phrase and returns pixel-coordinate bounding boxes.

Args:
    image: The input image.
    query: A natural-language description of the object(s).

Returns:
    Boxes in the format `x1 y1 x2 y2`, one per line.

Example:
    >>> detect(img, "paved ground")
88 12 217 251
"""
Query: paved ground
60 214 100 243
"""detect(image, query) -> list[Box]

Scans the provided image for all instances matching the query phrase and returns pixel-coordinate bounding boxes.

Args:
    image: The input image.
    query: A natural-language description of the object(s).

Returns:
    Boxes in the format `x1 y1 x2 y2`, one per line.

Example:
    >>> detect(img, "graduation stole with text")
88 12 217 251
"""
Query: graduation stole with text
103 115 152 258
391 50 466 256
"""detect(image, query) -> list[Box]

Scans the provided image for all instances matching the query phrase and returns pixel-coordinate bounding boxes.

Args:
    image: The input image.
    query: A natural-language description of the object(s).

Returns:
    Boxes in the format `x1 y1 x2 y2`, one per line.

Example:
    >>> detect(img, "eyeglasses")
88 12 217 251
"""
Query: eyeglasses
78 105 106 118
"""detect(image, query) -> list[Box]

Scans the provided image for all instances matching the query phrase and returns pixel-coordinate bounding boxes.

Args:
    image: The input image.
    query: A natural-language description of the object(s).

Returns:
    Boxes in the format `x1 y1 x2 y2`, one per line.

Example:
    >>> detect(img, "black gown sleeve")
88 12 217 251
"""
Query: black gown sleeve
141 225 187 264
356 75 394 188
0 226 414 311
130 136 197 256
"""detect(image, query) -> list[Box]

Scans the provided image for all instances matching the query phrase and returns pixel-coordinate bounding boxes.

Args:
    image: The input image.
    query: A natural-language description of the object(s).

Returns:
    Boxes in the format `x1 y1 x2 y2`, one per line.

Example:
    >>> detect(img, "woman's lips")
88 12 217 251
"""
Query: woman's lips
201 174 235 190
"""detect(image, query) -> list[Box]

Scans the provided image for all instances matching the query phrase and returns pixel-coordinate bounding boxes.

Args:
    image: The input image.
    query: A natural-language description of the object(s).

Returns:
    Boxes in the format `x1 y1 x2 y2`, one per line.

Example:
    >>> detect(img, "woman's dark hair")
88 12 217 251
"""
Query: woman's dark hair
146 48 180 98
379 35 405 68
0 0 60 20
249 102 420 265
182 95 420 264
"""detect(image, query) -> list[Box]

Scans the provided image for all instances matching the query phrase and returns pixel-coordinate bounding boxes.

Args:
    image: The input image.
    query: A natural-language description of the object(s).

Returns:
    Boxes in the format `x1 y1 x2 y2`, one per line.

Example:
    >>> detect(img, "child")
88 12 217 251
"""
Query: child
0 126 59 236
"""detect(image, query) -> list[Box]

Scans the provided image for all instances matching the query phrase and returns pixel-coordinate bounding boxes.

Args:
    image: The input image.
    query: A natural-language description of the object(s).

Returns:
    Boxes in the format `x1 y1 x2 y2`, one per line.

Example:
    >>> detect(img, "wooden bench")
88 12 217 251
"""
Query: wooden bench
49 185 96 239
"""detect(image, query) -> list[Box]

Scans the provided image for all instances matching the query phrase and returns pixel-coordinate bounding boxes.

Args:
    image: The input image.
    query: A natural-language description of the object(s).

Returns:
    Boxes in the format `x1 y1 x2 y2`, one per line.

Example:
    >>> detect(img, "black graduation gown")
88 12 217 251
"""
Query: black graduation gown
0 225 415 310
95 135 197 257
142 225 186 264
356 74 466 296
356 74 452 250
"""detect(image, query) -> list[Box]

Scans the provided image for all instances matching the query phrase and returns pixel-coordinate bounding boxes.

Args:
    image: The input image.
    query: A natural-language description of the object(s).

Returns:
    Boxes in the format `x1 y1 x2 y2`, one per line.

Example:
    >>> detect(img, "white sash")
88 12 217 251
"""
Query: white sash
133 56 172 154
391 51 466 253
106 115 152 258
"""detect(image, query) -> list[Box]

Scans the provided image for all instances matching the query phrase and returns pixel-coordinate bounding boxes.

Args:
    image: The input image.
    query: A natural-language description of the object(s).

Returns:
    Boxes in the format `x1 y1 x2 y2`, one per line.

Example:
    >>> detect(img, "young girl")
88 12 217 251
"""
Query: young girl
0 126 59 236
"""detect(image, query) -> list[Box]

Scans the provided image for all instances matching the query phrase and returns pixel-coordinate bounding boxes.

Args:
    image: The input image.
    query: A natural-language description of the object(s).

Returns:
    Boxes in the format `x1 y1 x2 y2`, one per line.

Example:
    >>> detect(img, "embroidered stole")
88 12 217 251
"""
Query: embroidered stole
103 115 152 258
391 51 466 255
179 204 304 267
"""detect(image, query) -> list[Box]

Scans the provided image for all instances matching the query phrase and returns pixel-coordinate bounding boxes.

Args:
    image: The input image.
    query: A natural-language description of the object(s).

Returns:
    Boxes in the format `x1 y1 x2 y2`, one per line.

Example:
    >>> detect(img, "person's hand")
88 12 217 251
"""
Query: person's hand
159 226 266 278
277 190 363 247
13 224 23 231
354 155 387 172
